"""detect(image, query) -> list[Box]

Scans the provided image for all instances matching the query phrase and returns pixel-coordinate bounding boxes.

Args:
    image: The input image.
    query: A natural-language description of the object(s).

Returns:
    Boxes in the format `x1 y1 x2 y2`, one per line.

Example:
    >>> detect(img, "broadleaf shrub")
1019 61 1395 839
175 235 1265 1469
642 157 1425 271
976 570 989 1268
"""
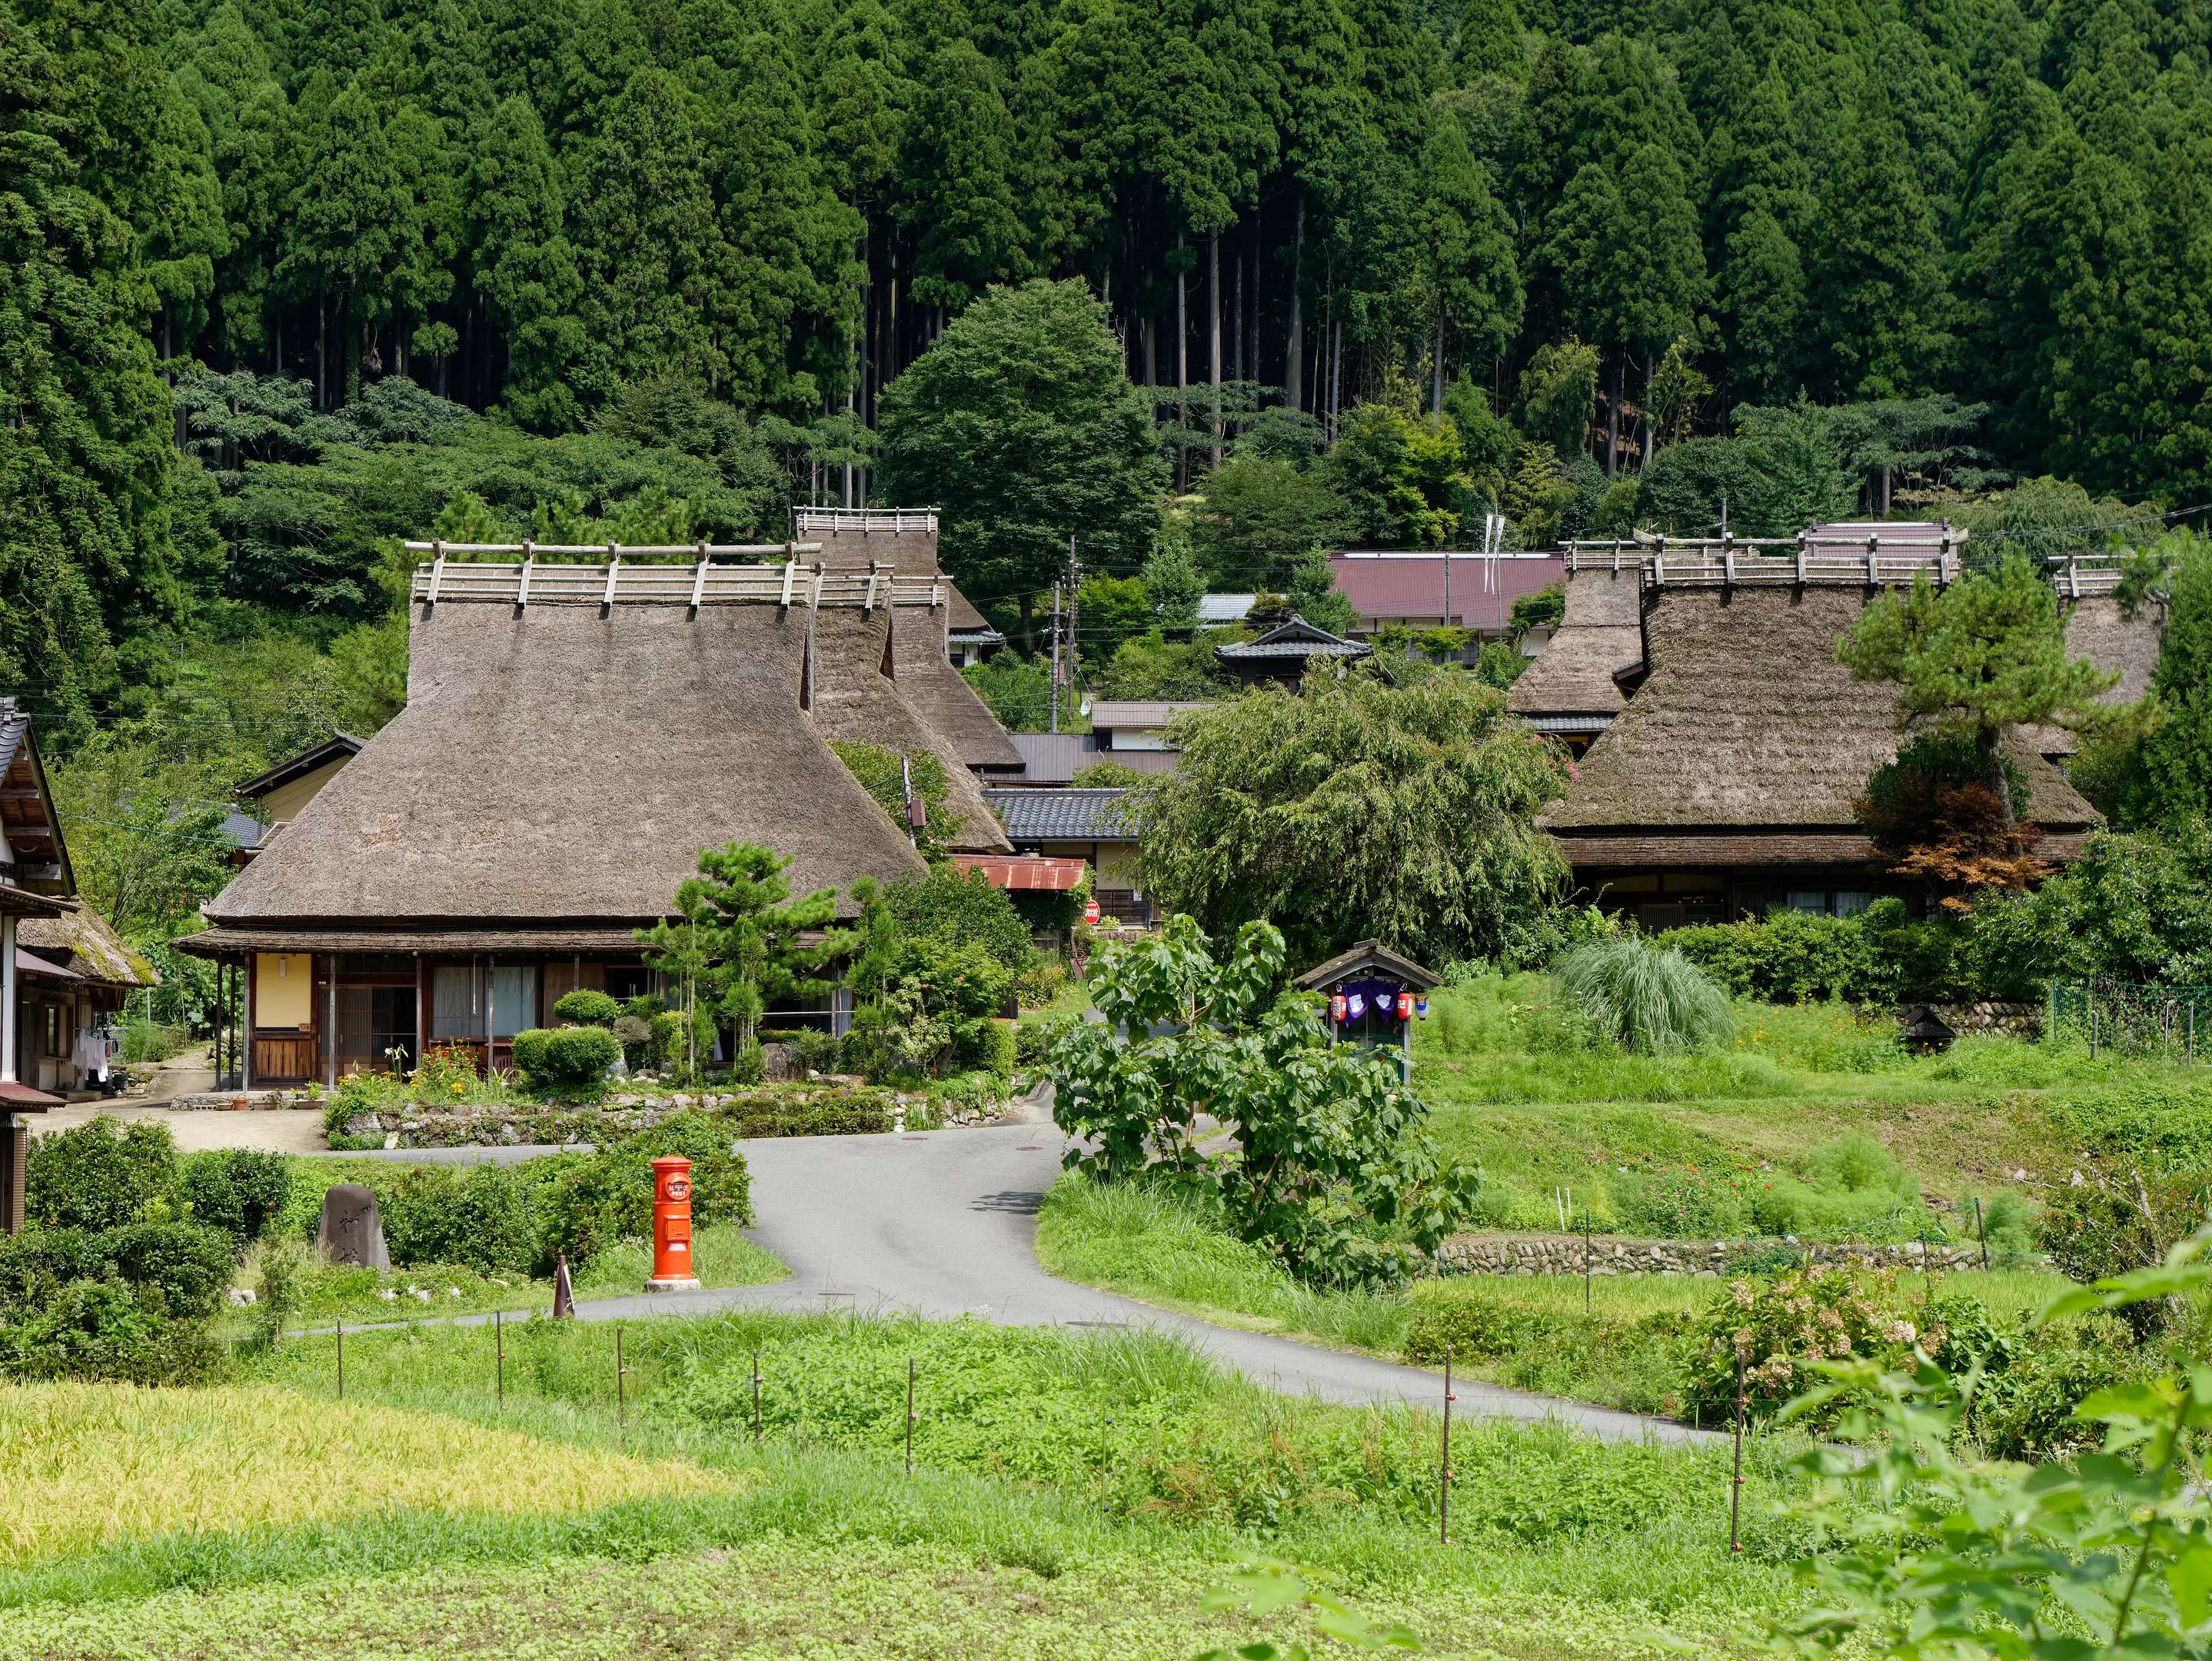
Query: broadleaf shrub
181 1148 294 1243
537 1114 752 1270
0 1221 232 1383
511 1025 620 1091
381 1165 539 1276
552 990 622 1027
25 1117 181 1232
1683 1261 1926 1426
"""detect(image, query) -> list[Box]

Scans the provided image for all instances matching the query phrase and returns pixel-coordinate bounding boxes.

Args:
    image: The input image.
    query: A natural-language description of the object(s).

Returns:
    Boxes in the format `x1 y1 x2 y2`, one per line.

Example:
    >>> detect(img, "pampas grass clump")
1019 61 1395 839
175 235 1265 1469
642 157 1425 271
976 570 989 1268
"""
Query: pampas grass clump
1555 937 1734 1054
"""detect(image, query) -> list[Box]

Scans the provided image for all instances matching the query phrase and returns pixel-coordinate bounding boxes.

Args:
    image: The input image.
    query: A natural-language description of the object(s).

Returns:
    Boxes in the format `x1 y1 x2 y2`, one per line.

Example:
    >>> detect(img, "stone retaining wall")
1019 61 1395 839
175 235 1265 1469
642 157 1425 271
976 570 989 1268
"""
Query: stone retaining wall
1921 1000 2043 1040
1436 1230 1991 1278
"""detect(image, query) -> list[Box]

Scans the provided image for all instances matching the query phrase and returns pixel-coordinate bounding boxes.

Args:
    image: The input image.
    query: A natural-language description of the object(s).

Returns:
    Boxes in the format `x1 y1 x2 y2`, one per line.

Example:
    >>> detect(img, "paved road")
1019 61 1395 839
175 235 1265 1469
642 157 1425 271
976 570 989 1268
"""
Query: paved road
354 1123 1706 1443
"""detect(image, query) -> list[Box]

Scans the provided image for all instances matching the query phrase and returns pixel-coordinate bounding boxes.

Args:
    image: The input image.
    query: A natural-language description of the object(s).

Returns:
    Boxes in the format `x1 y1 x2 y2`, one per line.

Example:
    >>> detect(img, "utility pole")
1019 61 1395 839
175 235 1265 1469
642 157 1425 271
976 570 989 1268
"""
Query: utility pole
1066 536 1079 727
1049 582 1062 734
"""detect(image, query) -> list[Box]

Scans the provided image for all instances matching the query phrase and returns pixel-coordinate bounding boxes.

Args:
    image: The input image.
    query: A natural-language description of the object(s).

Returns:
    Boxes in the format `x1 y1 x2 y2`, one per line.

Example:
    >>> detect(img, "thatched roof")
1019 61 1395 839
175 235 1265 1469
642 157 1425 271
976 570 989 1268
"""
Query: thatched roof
889 597 1025 774
805 603 1013 853
204 599 927 927
2064 594 2164 704
1545 586 2097 858
797 508 995 632
1507 567 1643 720
18 901 157 989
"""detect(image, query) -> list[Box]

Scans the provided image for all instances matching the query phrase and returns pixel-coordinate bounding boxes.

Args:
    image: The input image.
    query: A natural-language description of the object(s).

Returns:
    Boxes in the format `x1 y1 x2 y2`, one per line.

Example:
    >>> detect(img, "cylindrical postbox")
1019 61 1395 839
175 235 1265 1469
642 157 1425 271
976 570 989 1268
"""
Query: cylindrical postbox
646 1155 700 1292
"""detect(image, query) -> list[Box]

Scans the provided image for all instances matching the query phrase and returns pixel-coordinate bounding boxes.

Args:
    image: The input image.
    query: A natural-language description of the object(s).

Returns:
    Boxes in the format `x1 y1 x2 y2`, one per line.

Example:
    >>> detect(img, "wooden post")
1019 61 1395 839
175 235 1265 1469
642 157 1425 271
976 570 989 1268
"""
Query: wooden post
1730 1353 1747 1553
1440 1344 1454 1545
414 954 427 1074
325 953 338 1089
244 954 257 1090
517 541 534 609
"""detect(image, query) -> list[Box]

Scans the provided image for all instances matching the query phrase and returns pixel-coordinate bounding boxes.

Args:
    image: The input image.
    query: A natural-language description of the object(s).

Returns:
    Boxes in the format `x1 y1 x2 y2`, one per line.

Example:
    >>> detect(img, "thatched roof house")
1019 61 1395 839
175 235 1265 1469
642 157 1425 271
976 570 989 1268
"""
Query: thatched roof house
176 551 994 1087
797 508 1025 776
1535 529 2102 927
1505 561 1642 751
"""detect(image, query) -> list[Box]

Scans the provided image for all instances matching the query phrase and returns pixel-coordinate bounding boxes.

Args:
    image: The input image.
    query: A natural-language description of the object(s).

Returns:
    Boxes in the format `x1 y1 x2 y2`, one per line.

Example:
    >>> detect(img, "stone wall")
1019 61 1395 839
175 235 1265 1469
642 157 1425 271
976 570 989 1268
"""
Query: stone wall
1435 1230 1990 1278
1920 1000 2044 1040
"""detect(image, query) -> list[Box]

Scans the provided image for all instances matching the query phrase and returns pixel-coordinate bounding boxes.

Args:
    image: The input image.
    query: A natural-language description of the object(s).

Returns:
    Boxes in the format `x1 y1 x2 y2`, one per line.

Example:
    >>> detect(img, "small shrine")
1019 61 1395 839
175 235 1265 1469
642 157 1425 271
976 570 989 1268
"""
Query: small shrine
1291 938 1442 1082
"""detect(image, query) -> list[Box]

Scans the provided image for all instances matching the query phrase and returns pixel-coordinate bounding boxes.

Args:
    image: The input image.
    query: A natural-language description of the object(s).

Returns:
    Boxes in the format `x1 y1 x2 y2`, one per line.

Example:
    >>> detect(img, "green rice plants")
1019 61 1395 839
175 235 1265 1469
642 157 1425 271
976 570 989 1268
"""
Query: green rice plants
1555 937 1733 1054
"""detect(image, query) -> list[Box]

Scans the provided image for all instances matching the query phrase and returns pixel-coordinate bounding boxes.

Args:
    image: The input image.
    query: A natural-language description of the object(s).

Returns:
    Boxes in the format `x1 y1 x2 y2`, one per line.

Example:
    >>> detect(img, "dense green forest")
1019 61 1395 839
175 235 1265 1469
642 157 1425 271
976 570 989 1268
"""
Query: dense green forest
8 0 2212 970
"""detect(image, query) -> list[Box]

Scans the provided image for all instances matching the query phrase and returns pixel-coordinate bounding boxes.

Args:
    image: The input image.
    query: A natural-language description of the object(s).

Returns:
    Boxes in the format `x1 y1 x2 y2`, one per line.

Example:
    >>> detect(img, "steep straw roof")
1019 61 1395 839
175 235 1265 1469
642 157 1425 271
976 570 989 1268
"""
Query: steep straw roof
204 601 927 927
1506 567 1643 719
2026 594 2165 759
805 605 1013 853
17 900 156 988
890 600 1026 773
1545 586 2097 847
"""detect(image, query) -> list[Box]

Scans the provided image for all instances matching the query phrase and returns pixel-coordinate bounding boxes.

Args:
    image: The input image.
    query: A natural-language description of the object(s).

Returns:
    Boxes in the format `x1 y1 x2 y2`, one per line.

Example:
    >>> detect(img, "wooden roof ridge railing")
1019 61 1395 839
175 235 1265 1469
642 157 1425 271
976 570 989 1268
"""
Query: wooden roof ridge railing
791 507 940 536
399 541 920 611
1564 531 1964 588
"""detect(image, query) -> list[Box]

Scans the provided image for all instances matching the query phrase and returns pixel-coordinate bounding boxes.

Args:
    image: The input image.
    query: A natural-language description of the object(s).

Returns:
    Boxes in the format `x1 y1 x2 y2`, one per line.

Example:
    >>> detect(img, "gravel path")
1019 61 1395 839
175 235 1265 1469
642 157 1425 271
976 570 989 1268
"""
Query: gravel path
322 1123 1710 1443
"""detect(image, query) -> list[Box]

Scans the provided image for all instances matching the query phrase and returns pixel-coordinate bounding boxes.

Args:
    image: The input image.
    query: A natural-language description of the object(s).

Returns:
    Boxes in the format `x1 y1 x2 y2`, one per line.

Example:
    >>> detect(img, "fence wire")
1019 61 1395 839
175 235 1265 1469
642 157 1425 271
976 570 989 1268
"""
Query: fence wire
2049 980 2212 1062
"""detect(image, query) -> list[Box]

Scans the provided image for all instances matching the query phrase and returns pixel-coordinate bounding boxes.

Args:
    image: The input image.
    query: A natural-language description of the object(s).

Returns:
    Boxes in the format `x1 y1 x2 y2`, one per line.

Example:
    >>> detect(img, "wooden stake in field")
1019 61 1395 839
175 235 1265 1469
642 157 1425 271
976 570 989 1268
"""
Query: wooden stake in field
1974 1197 1989 1272
905 1356 916 1476
1584 1209 1593 1313
494 1310 504 1411
751 1346 763 1443
1730 1354 1746 1553
336 1316 344 1401
1440 1344 1455 1546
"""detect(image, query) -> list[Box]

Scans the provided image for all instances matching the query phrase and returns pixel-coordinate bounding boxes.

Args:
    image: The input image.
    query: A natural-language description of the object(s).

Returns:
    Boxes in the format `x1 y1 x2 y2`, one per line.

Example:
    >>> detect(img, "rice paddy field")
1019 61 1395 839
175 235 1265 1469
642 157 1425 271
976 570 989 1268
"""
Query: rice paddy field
0 1311 1819 1659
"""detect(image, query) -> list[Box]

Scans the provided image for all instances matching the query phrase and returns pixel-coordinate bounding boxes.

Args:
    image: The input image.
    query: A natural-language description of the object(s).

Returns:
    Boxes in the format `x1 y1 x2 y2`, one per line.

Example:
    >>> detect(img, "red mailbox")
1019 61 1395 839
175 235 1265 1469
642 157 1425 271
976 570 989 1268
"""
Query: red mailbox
647 1155 701 1291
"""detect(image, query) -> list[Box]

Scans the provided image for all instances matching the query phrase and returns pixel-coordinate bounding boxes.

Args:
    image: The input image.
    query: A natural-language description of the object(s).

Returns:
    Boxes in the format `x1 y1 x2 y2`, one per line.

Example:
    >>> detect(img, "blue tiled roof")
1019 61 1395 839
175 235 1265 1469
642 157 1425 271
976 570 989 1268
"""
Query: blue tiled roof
984 788 1135 842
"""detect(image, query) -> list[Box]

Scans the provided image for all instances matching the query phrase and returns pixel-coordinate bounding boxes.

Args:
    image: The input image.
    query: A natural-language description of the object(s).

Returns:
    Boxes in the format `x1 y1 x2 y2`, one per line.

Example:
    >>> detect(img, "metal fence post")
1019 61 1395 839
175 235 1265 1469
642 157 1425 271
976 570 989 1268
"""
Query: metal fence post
751 1346 763 1443
336 1316 344 1401
1440 1351 1454 1544
906 1357 916 1476
616 1325 627 1442
495 1309 504 1411
1731 1354 1747 1554
1975 1197 1990 1271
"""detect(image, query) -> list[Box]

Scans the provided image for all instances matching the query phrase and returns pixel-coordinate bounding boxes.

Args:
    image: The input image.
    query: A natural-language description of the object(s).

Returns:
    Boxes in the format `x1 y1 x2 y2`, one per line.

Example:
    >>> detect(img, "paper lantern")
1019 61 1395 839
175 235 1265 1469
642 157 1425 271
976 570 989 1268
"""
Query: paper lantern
1396 993 1413 1019
1415 996 1429 1019
1331 994 1346 1023
1083 897 1100 924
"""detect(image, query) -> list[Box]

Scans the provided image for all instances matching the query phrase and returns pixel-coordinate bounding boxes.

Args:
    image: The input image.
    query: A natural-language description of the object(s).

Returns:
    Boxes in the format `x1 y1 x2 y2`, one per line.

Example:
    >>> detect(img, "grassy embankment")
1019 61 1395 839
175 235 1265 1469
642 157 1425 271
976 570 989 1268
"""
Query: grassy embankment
0 1312 1821 1659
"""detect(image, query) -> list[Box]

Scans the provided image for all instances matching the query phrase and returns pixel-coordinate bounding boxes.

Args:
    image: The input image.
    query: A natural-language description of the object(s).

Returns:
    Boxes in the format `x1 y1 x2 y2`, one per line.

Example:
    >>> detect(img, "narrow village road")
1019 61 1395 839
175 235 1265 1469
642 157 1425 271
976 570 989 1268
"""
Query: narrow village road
330 1124 1712 1444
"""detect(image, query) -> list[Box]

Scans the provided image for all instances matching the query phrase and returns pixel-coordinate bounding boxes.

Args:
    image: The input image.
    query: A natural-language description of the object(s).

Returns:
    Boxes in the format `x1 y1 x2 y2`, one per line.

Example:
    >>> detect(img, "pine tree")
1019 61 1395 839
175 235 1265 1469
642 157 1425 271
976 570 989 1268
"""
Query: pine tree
2121 541 2212 827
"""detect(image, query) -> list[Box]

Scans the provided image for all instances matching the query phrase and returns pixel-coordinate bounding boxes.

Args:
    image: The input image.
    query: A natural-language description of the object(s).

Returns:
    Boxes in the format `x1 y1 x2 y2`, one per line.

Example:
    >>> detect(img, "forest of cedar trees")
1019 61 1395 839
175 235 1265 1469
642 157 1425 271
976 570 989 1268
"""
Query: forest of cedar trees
5 0 2207 850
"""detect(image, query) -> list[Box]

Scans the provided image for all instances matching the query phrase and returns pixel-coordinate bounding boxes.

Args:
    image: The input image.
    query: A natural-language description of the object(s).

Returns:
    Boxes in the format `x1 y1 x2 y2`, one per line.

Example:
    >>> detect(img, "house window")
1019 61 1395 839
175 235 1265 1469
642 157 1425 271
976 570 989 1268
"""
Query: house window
489 965 537 1039
1787 890 1874 919
1786 890 1828 916
42 1005 62 1057
432 966 482 1040
1834 890 1873 917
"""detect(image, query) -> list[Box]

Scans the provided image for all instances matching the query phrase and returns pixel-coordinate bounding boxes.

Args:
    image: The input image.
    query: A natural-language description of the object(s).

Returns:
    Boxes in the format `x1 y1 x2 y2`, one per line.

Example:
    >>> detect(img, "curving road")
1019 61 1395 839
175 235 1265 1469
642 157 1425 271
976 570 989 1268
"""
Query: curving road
358 1124 1708 1443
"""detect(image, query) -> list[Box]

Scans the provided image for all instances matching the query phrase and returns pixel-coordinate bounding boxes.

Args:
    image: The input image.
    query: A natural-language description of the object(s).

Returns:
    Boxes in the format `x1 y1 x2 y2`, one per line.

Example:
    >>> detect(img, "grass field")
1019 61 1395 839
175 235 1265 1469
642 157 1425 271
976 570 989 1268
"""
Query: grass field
1409 975 2208 1236
0 1311 1821 1658
215 1221 787 1340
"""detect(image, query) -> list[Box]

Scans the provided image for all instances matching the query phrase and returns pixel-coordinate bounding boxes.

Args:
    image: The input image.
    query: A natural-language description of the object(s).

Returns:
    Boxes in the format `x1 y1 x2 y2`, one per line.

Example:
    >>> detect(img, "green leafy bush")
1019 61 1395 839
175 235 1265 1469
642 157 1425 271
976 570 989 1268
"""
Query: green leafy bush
181 1149 294 1243
1612 1165 1750 1237
510 1024 620 1091
956 1017 1016 1082
712 1094 891 1137
1668 898 1966 1004
1555 937 1733 1053
1682 1260 1924 1425
381 1165 539 1276
552 990 622 1027
25 1117 181 1232
536 1114 753 1270
0 1221 233 1383
880 864 1036 974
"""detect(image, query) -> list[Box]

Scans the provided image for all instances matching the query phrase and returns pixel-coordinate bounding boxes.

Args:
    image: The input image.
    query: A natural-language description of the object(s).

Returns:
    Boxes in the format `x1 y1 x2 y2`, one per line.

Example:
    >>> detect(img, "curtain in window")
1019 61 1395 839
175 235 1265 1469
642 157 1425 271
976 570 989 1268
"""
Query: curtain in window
432 966 481 1039
491 966 537 1038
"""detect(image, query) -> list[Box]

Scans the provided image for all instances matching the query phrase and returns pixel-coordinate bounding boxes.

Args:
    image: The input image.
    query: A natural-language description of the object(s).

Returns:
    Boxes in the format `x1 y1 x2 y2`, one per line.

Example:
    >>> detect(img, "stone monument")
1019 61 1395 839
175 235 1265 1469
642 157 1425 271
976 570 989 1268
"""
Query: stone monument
317 1183 390 1270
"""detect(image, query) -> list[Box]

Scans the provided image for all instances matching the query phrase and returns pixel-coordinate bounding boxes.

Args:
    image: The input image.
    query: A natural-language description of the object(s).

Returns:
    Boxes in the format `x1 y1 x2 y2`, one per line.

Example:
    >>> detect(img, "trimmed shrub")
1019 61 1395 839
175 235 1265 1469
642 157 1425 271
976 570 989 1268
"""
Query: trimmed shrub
716 1097 890 1137
882 864 1035 974
25 1117 181 1232
381 1165 538 1275
553 989 622 1027
1555 937 1732 1053
956 1018 1017 1082
511 1024 620 1091
181 1149 294 1243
